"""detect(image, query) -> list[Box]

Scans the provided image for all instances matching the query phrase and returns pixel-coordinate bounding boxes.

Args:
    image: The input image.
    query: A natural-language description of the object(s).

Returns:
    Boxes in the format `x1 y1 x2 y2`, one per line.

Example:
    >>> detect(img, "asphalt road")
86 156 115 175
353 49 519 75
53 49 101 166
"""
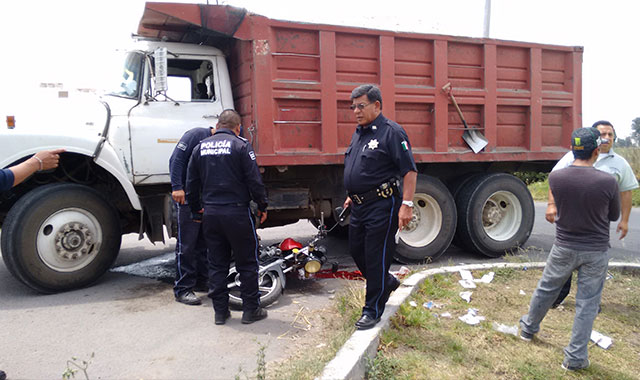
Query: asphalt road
0 202 638 378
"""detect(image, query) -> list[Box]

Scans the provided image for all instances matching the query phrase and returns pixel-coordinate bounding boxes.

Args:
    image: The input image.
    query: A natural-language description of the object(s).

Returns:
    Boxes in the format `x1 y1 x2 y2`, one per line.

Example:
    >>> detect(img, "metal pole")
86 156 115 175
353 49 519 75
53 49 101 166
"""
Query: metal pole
483 0 491 38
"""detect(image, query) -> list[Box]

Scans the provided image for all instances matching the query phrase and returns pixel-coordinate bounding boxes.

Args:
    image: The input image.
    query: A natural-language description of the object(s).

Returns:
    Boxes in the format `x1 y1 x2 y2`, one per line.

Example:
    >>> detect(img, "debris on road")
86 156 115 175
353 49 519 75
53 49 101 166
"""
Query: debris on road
459 279 477 288
423 301 440 310
474 272 494 284
591 330 613 349
459 291 473 303
492 322 518 336
458 308 485 325
392 266 411 278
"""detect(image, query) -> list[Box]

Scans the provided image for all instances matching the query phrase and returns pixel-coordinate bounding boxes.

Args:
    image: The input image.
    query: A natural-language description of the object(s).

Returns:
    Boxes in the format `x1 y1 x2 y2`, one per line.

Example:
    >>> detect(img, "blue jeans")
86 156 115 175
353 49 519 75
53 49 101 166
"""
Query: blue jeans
520 244 608 368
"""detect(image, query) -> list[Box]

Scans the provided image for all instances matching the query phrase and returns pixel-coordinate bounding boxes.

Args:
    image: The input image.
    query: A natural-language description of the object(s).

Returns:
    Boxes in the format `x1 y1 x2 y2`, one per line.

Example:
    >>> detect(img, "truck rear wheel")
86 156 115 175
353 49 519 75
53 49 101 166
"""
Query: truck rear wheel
395 175 457 263
1 183 121 293
454 173 534 257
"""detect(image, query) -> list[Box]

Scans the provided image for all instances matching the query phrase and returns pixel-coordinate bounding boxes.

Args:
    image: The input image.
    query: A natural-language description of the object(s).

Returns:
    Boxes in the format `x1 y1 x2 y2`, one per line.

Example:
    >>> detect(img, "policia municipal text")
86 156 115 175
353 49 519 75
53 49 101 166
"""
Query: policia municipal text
186 109 269 325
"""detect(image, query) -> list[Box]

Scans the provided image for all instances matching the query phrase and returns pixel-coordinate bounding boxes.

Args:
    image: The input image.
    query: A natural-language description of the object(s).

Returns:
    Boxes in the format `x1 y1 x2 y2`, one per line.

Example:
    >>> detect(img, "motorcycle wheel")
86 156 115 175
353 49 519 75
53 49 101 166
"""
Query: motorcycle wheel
227 268 283 309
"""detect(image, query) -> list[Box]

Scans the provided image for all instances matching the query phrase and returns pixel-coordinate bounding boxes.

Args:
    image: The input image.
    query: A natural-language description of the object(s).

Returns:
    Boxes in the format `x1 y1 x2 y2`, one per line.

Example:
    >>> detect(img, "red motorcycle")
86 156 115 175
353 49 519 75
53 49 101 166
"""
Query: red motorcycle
226 217 334 308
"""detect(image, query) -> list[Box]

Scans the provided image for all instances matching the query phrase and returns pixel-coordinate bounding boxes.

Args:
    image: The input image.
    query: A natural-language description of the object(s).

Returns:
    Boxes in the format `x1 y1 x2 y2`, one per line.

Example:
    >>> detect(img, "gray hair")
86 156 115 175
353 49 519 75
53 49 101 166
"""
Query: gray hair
351 84 382 108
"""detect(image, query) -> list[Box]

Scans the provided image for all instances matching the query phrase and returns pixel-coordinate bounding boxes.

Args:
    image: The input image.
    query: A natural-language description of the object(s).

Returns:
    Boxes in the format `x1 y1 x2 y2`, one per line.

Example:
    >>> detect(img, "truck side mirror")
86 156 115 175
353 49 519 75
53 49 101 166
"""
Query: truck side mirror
154 47 168 94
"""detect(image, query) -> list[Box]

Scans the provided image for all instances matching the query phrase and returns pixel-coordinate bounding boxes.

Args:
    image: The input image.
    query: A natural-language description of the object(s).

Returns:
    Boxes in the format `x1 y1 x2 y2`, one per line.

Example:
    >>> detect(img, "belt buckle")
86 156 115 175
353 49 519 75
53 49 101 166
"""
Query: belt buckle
352 194 363 205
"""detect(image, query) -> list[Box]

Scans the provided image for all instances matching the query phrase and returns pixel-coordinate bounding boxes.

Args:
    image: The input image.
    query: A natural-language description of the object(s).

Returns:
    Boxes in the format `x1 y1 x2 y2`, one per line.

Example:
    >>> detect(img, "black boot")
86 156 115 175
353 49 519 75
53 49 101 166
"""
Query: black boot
215 310 231 325
241 308 268 324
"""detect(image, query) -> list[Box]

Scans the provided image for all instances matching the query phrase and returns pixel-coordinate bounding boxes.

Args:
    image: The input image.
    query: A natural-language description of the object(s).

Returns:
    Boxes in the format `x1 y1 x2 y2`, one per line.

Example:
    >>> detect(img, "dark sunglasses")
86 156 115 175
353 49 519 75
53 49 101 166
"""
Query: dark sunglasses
349 102 372 111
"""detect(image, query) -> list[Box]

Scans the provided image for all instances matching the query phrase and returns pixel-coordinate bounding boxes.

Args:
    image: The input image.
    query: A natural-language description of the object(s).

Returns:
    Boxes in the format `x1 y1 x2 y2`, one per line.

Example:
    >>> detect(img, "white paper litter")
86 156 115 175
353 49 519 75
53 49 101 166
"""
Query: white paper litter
519 290 526 295
392 266 410 277
440 312 452 318
459 279 477 288
459 270 474 281
458 270 493 287
492 322 518 336
474 272 495 284
459 291 473 303
409 300 417 307
422 301 441 310
590 330 613 349
459 308 485 325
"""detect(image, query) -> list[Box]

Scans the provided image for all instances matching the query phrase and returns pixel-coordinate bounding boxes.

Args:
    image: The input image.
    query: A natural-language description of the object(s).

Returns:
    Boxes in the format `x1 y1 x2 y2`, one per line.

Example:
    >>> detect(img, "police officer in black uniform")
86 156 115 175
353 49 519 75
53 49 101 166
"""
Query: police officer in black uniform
186 109 269 325
170 127 214 305
343 84 418 330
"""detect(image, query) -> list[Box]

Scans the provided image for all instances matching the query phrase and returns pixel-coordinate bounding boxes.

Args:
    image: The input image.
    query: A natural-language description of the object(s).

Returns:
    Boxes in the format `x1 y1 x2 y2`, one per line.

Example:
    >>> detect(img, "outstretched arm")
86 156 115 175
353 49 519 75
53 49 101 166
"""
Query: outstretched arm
10 149 65 187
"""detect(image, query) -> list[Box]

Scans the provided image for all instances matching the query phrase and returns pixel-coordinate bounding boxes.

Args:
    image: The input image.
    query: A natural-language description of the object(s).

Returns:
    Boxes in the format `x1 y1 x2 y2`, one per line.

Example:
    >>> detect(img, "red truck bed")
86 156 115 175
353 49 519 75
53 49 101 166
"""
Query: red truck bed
139 2 582 167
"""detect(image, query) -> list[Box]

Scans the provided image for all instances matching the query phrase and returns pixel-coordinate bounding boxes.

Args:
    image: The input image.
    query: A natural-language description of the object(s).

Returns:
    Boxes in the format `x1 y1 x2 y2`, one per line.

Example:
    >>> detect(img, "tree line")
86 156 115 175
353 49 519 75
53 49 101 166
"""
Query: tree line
614 117 640 148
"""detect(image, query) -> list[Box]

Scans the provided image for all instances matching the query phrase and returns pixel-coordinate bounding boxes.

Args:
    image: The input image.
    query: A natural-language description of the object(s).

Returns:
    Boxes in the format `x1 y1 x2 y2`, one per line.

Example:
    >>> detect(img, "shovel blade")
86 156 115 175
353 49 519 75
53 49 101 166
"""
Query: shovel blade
463 130 488 153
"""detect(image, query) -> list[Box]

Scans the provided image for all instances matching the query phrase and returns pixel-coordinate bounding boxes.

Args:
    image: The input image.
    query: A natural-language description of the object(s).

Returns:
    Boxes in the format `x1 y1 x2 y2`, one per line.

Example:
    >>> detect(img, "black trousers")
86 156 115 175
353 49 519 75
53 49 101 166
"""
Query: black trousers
174 203 209 296
202 205 260 313
349 196 400 319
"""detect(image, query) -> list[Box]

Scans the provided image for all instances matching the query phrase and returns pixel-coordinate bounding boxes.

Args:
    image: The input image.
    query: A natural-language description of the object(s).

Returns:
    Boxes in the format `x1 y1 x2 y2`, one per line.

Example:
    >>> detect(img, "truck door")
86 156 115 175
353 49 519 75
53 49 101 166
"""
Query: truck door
128 56 223 184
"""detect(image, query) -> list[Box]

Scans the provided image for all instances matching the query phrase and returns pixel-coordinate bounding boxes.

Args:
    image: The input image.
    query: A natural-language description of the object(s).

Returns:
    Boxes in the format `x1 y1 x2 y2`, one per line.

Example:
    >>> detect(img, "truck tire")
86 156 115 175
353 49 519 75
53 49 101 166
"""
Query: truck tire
1 183 122 293
448 174 482 248
395 175 457 263
455 173 534 257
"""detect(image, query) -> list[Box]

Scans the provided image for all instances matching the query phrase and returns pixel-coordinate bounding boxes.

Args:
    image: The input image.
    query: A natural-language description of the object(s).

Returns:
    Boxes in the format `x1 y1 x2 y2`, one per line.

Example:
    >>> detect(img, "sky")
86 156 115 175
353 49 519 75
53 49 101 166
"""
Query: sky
1 0 638 137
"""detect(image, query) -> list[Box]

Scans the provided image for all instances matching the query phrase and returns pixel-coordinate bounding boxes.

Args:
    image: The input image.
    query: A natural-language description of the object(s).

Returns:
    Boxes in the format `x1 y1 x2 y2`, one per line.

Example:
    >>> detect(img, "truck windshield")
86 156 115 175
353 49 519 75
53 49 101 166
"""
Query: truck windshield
107 51 144 99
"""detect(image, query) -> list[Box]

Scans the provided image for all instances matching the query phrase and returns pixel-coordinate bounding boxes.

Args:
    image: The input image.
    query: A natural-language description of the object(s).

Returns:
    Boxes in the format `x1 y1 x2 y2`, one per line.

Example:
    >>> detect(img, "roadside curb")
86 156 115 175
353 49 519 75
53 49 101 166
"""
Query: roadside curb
318 261 640 380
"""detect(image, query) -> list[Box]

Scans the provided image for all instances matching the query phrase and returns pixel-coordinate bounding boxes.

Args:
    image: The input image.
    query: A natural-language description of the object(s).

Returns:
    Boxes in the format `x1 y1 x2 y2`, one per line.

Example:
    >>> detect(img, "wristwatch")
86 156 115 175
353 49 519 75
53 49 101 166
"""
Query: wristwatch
402 200 414 208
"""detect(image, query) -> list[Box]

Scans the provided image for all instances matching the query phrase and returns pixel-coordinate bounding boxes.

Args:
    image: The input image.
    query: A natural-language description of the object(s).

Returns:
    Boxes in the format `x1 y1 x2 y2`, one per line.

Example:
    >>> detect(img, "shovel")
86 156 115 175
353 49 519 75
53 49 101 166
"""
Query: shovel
442 83 488 153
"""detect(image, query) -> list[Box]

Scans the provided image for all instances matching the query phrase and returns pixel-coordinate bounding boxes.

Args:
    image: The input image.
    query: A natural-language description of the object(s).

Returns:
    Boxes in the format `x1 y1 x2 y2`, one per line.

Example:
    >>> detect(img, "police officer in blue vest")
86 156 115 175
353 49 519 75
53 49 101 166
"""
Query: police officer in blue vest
343 84 418 330
186 109 269 325
169 127 214 305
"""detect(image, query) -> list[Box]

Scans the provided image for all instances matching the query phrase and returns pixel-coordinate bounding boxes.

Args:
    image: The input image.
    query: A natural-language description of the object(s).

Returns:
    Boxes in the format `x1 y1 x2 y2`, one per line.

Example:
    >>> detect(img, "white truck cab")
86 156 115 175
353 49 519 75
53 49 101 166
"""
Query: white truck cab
0 40 233 292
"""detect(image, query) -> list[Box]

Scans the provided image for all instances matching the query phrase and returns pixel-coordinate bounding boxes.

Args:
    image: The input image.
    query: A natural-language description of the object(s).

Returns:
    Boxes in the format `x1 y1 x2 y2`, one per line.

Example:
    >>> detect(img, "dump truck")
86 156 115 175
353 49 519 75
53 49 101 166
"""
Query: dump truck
0 2 582 292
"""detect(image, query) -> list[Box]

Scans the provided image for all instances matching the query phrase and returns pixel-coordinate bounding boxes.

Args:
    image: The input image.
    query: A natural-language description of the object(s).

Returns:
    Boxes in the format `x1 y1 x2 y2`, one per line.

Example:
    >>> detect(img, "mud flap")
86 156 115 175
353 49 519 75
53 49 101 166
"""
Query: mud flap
138 194 172 243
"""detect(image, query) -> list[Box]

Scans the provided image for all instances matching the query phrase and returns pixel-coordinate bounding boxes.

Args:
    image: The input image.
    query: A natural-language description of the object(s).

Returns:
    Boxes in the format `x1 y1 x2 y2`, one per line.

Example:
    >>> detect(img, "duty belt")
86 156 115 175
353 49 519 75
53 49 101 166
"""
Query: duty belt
349 180 400 205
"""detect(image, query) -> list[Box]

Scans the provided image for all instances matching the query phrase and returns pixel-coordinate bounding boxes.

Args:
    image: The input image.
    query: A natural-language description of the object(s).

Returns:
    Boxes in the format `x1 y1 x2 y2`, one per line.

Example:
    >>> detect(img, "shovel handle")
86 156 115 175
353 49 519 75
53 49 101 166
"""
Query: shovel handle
448 92 469 130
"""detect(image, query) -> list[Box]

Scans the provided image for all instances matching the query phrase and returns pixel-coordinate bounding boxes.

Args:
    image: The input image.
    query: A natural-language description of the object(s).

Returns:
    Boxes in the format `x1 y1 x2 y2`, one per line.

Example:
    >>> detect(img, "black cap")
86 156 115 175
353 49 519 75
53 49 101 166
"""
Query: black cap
571 127 601 152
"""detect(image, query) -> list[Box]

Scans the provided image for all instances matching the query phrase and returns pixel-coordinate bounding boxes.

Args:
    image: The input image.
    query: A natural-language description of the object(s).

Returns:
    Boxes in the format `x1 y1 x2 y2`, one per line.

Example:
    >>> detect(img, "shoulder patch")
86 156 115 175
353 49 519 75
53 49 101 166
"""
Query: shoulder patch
249 151 256 161
176 141 188 151
236 135 248 142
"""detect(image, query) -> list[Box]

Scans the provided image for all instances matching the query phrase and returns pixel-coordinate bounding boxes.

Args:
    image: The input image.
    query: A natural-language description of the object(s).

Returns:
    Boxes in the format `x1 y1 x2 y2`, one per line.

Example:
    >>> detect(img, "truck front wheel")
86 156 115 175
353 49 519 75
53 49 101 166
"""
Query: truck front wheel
395 175 457 263
1 183 121 293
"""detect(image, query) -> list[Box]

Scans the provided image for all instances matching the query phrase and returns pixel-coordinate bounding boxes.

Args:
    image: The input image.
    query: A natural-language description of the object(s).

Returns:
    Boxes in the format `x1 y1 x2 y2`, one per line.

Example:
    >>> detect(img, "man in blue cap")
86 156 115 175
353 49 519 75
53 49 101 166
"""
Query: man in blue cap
547 121 638 308
519 127 620 371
